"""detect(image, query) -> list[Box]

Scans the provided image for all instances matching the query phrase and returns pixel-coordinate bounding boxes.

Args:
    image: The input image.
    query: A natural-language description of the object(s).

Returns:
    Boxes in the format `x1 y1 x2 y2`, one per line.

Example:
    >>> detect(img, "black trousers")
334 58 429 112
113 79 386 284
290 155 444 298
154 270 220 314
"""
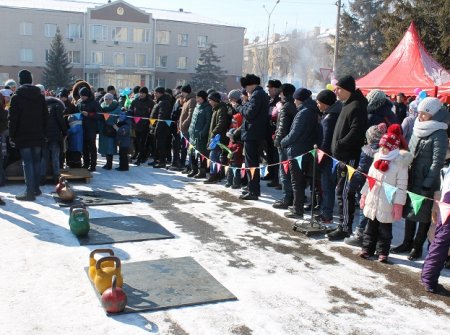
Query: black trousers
156 126 170 164
336 158 359 234
135 129 148 162
362 218 393 256
289 154 312 215
119 147 129 170
244 140 261 195
82 137 97 168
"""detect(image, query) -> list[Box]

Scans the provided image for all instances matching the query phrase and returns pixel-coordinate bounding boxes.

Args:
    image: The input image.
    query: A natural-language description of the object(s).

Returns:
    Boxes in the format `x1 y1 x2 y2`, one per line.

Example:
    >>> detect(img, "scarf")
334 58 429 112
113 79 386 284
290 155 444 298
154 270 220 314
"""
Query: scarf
413 119 448 138
374 149 399 172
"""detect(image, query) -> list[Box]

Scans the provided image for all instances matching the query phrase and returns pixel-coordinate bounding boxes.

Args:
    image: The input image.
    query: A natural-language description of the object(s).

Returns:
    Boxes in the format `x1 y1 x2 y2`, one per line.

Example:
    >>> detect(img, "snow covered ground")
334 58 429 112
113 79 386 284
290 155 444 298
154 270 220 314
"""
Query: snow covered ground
0 160 449 335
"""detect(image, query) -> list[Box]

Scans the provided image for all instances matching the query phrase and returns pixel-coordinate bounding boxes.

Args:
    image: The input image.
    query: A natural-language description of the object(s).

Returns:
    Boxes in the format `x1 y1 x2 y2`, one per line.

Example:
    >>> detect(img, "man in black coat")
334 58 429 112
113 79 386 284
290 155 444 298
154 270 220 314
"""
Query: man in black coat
327 75 368 240
232 74 270 200
8 70 47 201
150 87 172 168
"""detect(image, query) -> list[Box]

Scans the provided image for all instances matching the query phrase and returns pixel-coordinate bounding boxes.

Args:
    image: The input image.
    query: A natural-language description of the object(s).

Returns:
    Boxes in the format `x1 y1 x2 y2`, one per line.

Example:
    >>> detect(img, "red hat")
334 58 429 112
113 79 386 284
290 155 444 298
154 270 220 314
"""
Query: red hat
232 113 243 128
379 124 407 151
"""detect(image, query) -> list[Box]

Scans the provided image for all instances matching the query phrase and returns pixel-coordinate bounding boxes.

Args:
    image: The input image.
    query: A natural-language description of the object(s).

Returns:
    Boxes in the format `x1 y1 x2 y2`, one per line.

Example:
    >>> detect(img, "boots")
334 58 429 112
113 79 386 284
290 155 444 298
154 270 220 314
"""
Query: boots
194 168 207 179
204 173 219 184
408 221 431 260
391 220 416 253
187 167 198 178
102 155 113 170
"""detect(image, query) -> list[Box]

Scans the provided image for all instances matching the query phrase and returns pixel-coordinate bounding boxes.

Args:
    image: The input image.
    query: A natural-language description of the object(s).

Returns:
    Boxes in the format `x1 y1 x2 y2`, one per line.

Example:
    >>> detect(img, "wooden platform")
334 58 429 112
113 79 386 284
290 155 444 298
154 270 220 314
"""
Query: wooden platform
6 168 91 183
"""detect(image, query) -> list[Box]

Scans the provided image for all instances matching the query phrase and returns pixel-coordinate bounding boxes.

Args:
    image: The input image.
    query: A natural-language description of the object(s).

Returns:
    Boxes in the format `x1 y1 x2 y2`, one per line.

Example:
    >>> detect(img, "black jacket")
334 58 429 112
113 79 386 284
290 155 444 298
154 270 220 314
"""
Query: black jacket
130 95 154 132
8 84 47 149
76 92 102 140
331 89 368 161
236 86 270 141
320 101 341 155
151 94 172 135
45 97 67 142
274 96 297 148
367 99 398 127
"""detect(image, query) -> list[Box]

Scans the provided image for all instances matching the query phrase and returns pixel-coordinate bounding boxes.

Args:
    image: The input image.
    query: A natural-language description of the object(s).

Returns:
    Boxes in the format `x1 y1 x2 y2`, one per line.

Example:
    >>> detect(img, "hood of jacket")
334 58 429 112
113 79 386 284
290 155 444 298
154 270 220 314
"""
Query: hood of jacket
432 106 450 123
367 99 393 116
15 84 42 102
343 89 368 109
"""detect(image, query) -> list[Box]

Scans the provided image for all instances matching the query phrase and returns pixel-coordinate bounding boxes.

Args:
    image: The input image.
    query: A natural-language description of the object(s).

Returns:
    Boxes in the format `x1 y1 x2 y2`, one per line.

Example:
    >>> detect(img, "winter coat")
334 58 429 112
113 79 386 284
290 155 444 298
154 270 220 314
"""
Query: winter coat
67 114 83 152
8 84 47 149
236 86 270 141
331 89 368 161
401 115 416 144
208 102 231 145
361 150 413 223
319 101 341 155
188 102 212 153
274 96 297 148
151 94 172 135
367 99 398 127
394 102 408 124
404 108 449 222
0 99 8 134
347 143 378 193
179 93 196 135
45 97 67 142
228 140 244 165
280 97 320 159
116 117 131 149
98 100 120 155
130 95 154 132
77 92 102 140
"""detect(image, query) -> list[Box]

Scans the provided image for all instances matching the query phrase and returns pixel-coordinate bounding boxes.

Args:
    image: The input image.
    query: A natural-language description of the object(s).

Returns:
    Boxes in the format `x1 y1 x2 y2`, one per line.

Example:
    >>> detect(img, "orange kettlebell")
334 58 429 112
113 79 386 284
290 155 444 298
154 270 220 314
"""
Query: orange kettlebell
88 249 115 282
94 256 123 294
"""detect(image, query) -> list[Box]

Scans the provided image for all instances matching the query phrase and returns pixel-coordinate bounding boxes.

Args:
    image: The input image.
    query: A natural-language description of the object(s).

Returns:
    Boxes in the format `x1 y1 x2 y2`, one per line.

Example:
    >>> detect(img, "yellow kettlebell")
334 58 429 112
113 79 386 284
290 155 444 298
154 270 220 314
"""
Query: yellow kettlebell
94 256 123 294
88 249 115 282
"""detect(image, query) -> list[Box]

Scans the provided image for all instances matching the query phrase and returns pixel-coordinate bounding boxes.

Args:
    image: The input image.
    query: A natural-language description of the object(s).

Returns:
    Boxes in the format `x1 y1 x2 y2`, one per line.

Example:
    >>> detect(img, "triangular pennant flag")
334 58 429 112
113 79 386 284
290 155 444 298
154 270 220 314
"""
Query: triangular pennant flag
367 176 376 190
383 182 397 204
200 155 205 162
240 164 246 179
438 202 450 223
249 167 256 180
347 165 356 181
309 149 317 158
134 117 141 124
180 132 184 139
195 149 199 155
232 167 237 176
317 149 325 164
282 160 289 174
407 191 426 215
211 161 215 171
165 120 171 126
224 166 229 175
295 156 303 170
75 113 81 119
103 113 110 120
216 163 221 172
150 118 157 126
260 166 267 178
206 159 210 168
332 159 339 173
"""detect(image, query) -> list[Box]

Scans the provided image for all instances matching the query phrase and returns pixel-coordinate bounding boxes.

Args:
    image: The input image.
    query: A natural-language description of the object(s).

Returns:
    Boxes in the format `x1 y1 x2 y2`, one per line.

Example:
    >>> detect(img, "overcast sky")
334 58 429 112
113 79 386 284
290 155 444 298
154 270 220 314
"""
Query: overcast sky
77 0 346 39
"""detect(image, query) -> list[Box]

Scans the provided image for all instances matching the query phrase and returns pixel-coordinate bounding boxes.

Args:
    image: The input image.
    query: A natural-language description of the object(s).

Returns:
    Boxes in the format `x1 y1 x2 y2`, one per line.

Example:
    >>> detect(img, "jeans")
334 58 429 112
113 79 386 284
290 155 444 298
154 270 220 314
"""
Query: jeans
278 148 292 201
209 147 221 175
40 141 61 179
319 157 336 219
20 146 42 195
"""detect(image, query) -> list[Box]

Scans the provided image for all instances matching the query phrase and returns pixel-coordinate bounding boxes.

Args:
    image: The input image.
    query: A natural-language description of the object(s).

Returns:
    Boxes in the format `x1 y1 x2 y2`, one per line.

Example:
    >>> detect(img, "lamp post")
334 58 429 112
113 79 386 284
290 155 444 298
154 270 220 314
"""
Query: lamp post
263 0 280 83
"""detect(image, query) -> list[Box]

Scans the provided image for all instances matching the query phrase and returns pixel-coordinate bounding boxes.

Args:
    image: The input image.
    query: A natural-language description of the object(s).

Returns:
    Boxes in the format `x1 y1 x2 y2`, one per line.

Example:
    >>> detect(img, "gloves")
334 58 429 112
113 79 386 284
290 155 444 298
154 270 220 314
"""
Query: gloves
392 204 403 221
359 195 366 209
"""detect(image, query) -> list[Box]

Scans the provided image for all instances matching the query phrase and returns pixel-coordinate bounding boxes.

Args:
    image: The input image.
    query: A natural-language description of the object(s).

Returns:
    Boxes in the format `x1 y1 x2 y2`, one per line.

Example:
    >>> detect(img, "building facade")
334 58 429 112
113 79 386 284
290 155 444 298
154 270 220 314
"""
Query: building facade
0 0 245 91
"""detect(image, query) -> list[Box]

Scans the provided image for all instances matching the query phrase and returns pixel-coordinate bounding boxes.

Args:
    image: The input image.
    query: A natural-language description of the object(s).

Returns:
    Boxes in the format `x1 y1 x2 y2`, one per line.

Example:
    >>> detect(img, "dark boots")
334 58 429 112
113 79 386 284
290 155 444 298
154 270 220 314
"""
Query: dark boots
408 221 431 260
187 167 198 178
102 155 113 170
194 168 207 179
391 220 416 253
204 173 219 184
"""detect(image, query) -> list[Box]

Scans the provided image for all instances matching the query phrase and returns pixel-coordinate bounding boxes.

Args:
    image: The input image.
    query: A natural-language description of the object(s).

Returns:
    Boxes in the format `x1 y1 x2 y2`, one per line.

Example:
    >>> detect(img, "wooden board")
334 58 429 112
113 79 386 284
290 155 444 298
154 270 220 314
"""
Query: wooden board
6 168 91 183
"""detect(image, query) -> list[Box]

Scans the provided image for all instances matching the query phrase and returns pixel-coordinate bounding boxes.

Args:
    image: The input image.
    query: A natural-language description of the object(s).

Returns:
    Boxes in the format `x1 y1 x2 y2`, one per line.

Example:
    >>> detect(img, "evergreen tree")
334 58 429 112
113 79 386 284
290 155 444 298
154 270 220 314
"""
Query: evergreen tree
190 44 227 92
43 28 73 91
337 0 385 77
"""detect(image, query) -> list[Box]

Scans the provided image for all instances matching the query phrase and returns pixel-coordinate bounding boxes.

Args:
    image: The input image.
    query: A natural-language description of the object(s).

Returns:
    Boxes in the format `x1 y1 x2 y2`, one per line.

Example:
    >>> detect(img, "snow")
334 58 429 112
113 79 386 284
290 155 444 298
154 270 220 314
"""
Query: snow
0 160 449 335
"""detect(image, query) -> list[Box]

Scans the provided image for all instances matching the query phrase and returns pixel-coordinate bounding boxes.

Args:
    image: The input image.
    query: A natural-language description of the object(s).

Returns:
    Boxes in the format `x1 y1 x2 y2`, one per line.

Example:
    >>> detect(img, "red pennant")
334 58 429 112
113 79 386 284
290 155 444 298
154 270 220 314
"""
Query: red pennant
103 113 110 120
134 117 141 124
368 176 376 190
317 149 325 164
282 161 289 174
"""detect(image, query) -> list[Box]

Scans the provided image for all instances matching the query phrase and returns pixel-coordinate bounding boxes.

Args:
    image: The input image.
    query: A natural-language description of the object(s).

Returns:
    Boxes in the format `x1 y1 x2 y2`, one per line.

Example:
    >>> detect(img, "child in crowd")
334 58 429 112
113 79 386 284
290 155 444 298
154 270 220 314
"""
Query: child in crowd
344 123 387 246
359 125 413 263
225 113 244 189
401 99 419 144
66 113 83 168
115 111 131 171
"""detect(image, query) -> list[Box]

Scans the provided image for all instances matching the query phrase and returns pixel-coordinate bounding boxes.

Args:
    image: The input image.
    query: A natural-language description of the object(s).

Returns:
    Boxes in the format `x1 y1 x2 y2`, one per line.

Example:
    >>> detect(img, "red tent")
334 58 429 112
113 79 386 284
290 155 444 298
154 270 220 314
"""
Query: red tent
356 22 450 98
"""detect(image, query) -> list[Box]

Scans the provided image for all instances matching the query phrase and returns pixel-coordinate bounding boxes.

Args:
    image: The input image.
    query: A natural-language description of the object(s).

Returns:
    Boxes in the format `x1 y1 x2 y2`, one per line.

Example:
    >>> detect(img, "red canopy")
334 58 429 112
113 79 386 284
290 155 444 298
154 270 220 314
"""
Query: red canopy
356 22 450 98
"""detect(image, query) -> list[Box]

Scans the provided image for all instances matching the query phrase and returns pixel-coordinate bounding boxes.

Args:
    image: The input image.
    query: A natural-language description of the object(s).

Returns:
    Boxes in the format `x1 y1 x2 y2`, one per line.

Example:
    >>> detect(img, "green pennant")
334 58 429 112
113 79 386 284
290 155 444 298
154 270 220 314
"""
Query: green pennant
408 191 426 215
310 149 317 158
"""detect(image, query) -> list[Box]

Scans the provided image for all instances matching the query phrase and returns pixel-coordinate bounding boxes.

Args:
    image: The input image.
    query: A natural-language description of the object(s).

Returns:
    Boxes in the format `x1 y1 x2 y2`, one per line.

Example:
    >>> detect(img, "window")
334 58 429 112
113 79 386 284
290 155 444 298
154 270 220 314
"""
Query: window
68 24 83 39
176 79 186 87
198 35 208 48
156 78 166 87
177 33 188 46
112 27 128 42
133 28 150 43
135 54 147 67
86 73 99 89
44 23 57 38
20 49 33 62
20 22 32 36
156 30 170 45
156 56 167 68
177 57 187 69
113 53 126 66
90 25 107 41
68 50 81 64
91 51 104 65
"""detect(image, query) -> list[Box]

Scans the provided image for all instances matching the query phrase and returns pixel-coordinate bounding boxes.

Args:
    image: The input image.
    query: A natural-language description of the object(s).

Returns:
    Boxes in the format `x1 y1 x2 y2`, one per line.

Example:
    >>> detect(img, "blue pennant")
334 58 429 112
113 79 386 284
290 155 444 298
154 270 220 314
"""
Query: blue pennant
383 182 397 204
165 120 172 126
332 159 339 173
260 166 267 177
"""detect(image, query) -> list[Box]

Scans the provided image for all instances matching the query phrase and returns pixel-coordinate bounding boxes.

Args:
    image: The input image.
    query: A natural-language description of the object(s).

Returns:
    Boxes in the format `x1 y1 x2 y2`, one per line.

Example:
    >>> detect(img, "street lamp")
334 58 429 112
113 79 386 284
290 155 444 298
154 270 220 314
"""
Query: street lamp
263 0 280 83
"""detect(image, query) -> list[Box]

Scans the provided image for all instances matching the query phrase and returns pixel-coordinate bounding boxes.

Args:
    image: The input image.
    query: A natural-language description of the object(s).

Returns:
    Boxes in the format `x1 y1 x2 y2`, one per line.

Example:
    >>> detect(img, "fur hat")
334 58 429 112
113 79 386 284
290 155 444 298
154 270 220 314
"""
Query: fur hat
196 90 208 101
240 74 260 87
79 87 90 97
207 92 222 103
316 89 336 106
4 79 17 88
280 83 296 98
139 86 149 94
336 75 356 93
154 86 165 94
293 88 312 101
418 97 443 116
267 79 282 88
366 123 387 145
18 69 32 85
228 89 241 101
181 84 192 94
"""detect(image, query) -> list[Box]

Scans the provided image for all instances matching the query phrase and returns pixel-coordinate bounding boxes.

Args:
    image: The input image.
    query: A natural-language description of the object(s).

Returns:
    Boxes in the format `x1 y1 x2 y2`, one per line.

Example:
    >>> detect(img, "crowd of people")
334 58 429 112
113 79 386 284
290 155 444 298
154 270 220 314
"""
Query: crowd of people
0 69 449 293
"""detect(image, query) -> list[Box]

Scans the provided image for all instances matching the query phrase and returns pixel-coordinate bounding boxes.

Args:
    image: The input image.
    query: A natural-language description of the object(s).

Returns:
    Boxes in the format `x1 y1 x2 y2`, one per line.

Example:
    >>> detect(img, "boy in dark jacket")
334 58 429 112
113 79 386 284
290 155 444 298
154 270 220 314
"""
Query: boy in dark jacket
115 111 131 171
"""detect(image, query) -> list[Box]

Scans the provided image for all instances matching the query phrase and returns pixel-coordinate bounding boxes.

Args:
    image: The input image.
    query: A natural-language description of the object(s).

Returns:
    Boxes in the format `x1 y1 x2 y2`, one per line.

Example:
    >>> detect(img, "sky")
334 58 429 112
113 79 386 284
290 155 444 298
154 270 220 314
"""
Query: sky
74 0 346 40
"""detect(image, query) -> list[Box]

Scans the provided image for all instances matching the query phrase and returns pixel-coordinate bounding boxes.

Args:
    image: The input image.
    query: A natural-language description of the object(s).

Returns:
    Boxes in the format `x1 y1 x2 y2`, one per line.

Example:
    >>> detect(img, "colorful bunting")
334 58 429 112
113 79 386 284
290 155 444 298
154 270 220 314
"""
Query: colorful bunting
103 113 110 120
216 163 221 172
224 166 229 175
282 161 289 174
347 165 356 181
317 149 325 164
383 182 397 204
295 156 303 170
165 120 172 126
206 159 210 168
134 117 141 124
249 168 256 180
439 202 450 223
240 167 246 179
309 149 317 158
407 191 426 215
367 176 376 190
150 119 157 126
332 159 339 173
231 167 237 177
260 166 267 178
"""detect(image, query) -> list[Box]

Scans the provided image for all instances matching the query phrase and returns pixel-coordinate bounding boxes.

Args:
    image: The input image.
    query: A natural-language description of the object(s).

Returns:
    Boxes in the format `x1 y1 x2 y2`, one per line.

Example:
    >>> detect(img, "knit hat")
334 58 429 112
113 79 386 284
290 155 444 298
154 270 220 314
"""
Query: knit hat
139 86 149 94
133 86 141 94
293 88 312 101
196 90 208 101
366 89 387 108
408 99 419 116
228 89 241 101
154 86 165 94
379 124 402 151
181 84 192 93
107 85 115 92
316 89 336 106
79 87 90 97
336 75 356 93
18 69 32 85
241 88 248 96
240 74 260 87
267 79 282 88
207 92 221 103
103 93 114 100
232 113 243 127
58 88 69 98
5 79 17 88
366 123 387 145
418 97 443 116
280 83 296 98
